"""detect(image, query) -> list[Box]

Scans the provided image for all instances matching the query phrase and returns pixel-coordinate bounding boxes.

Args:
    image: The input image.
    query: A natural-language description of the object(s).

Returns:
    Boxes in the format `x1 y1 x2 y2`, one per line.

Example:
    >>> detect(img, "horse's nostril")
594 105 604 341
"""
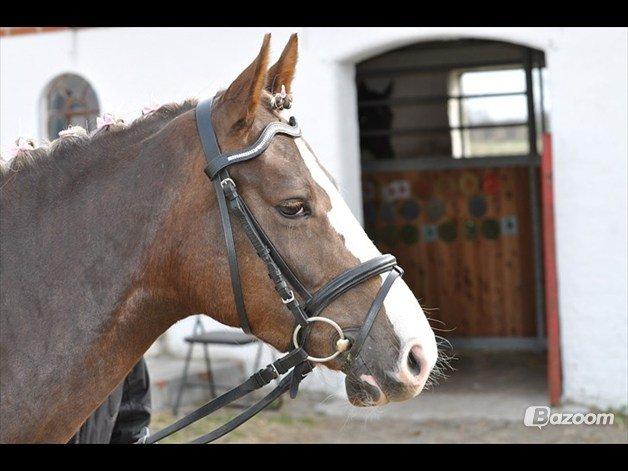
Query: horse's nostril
406 347 422 377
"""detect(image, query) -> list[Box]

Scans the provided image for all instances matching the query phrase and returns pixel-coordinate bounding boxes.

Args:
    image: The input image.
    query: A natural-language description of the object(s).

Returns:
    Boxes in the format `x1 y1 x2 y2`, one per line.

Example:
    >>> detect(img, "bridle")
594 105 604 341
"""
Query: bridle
145 96 404 444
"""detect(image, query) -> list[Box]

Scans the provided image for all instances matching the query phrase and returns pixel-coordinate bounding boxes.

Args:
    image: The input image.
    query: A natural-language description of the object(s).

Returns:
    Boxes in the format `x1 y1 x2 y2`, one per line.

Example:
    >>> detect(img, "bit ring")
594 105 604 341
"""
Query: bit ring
292 317 348 363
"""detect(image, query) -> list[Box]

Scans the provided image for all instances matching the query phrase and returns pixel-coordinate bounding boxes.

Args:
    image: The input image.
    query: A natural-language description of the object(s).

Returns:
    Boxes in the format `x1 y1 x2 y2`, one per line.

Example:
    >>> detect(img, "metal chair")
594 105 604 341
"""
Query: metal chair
172 315 282 415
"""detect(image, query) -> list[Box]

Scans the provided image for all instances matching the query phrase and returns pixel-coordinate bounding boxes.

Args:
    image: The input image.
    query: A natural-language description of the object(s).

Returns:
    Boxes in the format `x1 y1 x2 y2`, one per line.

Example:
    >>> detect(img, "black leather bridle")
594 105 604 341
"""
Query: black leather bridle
146 97 404 444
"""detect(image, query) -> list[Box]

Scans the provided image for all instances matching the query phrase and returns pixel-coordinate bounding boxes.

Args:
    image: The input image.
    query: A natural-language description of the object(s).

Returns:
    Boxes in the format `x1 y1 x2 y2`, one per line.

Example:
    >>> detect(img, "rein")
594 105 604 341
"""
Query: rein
145 97 404 444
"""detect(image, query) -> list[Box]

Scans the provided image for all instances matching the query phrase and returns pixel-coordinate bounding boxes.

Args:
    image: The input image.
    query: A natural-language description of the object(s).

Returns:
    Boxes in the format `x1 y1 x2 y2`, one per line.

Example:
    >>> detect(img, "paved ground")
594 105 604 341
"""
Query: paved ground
151 351 627 443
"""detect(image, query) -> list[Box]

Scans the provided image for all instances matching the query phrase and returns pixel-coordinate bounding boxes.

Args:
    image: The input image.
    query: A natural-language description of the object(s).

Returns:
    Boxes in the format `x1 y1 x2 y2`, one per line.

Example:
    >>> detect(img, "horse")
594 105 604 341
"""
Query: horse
0 33 438 443
357 80 395 160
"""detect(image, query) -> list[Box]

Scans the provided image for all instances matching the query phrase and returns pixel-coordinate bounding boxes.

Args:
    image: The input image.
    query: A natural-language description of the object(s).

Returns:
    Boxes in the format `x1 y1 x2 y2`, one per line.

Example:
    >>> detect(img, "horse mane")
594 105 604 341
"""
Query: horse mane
0 90 286 191
0 99 199 184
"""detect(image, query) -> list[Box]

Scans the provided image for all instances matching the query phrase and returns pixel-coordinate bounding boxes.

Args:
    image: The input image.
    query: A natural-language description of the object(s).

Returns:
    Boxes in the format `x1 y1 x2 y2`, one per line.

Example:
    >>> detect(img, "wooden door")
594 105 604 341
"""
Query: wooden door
362 166 536 337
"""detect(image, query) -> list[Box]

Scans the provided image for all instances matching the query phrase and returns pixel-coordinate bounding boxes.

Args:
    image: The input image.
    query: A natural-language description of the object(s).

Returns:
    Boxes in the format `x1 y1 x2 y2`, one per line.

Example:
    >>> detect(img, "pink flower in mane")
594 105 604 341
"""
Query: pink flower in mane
142 103 161 116
7 137 36 159
96 113 119 130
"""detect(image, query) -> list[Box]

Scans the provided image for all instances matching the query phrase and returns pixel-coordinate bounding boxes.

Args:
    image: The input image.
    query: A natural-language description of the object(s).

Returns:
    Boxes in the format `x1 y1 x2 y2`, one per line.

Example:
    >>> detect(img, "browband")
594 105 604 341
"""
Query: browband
198 98 302 179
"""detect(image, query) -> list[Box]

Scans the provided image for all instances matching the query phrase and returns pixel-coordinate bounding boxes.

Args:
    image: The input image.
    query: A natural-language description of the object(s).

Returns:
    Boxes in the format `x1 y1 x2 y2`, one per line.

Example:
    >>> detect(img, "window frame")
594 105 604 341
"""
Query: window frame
448 64 530 159
40 73 100 141
355 44 548 171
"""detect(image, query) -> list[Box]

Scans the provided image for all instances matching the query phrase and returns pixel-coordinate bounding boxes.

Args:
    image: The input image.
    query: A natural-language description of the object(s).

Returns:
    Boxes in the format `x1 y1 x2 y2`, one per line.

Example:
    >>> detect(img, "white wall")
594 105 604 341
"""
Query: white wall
2 27 626 408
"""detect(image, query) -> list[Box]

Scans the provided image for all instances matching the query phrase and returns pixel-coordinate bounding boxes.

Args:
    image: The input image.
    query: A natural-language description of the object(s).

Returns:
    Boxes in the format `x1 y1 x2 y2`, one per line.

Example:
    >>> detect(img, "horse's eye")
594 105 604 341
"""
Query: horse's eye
276 199 309 219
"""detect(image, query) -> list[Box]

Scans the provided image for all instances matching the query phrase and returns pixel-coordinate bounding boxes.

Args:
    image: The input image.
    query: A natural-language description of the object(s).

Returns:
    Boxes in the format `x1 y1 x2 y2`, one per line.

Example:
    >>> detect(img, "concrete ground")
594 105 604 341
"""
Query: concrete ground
149 350 628 443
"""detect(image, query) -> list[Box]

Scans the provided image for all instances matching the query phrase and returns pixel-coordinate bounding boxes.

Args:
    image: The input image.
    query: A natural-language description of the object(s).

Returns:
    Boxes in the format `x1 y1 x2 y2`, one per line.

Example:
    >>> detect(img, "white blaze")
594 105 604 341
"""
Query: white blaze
294 138 437 372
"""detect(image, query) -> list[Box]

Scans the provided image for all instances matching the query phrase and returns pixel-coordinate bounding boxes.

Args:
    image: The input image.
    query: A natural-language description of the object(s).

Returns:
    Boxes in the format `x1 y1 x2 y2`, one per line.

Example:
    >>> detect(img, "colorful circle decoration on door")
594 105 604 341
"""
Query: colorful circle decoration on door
468 195 487 218
481 219 501 239
382 180 411 202
459 172 480 196
426 197 445 222
399 199 421 220
379 225 399 246
482 170 501 195
463 220 478 240
363 201 377 224
500 215 518 236
416 179 432 200
422 224 437 243
400 224 419 245
380 202 396 223
438 220 457 242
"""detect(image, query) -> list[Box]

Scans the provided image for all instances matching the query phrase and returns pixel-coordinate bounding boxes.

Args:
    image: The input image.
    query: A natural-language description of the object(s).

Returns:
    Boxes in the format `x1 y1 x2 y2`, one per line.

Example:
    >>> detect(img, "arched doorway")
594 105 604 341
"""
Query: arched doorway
356 39 560 403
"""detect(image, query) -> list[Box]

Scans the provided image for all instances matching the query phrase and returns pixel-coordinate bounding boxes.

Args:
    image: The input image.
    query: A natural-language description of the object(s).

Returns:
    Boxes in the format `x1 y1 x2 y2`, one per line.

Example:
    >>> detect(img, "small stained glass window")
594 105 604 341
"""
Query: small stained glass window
44 74 99 139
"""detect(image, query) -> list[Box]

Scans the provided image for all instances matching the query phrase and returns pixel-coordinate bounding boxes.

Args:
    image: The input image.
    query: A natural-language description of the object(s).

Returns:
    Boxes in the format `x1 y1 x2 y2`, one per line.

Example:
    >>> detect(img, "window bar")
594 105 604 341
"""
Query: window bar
525 51 538 156
356 59 525 79
358 91 527 108
539 67 547 136
360 121 528 137
361 154 540 172
457 89 466 158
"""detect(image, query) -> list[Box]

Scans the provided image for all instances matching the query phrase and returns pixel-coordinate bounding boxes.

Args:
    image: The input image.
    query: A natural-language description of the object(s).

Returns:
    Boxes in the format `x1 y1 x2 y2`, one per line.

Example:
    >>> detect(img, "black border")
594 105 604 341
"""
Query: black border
2 4 627 27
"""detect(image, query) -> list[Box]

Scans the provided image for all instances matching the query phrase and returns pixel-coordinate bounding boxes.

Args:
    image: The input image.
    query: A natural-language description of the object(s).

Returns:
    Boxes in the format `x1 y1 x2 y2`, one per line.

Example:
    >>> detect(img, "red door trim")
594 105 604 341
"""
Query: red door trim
541 133 562 405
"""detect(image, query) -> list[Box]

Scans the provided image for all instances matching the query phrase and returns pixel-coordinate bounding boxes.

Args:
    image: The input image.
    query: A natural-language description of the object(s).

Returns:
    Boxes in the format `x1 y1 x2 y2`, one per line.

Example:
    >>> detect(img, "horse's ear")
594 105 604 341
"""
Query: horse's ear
265 33 298 94
216 33 271 133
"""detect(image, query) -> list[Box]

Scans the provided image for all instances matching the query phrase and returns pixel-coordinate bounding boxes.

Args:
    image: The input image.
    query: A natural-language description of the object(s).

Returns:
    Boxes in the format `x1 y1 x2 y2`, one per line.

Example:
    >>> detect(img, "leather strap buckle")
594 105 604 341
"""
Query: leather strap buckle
268 363 280 379
220 177 236 189
273 347 308 374
281 290 295 304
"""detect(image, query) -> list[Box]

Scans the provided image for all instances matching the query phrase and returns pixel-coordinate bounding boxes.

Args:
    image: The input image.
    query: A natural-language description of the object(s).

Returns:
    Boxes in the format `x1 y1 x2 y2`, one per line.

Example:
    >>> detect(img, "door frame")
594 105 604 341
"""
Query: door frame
540 133 562 406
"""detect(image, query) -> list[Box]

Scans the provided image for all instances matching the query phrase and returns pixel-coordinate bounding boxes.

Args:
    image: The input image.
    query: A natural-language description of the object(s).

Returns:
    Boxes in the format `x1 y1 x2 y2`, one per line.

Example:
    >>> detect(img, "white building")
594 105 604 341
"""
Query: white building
1 27 626 410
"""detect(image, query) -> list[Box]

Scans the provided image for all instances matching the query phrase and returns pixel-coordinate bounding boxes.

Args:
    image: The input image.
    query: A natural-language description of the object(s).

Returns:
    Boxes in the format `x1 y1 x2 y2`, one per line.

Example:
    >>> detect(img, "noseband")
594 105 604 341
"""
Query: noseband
146 97 404 444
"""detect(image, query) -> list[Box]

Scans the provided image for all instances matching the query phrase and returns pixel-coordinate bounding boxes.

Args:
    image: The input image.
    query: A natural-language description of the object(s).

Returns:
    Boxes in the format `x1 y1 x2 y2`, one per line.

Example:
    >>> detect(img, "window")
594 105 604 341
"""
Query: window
449 67 529 158
43 73 99 139
355 40 548 163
